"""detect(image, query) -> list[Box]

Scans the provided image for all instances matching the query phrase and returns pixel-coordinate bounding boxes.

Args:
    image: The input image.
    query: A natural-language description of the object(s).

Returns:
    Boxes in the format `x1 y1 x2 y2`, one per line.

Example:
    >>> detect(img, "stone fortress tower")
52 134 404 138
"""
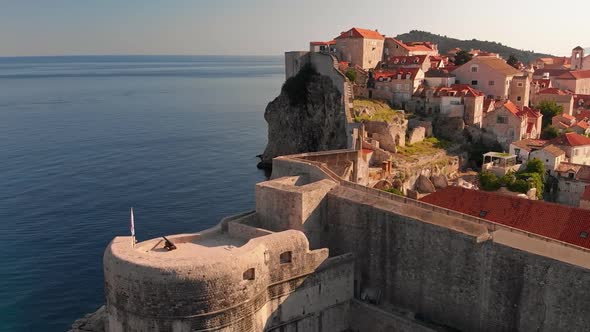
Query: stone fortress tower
103 176 354 332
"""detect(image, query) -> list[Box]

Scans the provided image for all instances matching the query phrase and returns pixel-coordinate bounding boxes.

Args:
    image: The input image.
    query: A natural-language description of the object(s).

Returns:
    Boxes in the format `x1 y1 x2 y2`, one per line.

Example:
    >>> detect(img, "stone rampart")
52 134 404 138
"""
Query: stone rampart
103 213 353 332
272 151 590 332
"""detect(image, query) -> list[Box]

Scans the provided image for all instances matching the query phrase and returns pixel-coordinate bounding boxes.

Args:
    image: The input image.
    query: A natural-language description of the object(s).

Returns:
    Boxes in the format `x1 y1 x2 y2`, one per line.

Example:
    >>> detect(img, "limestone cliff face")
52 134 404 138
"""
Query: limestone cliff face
259 70 348 168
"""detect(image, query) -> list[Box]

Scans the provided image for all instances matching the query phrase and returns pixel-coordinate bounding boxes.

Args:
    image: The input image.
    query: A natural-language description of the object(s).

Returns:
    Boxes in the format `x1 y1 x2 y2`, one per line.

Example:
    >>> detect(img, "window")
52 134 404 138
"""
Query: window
471 66 478 73
546 159 549 163
569 172 575 179
497 116 508 124
517 96 522 101
479 210 488 217
472 80 478 85
581 231 589 238
489 80 495 86
517 82 524 87
243 268 255 280
280 251 292 264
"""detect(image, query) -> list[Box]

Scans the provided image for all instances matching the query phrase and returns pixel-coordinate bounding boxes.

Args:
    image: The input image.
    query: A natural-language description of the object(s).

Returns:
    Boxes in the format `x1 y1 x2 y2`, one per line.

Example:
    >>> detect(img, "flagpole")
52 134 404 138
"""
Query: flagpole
130 207 136 248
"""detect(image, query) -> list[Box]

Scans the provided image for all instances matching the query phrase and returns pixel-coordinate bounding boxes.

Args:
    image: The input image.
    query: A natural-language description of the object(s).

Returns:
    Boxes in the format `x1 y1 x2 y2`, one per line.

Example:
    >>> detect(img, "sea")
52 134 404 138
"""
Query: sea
0 55 284 331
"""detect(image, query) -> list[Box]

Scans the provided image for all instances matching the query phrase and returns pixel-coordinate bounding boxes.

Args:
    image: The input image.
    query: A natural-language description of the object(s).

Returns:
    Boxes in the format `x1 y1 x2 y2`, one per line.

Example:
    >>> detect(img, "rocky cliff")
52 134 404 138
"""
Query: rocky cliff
258 65 348 168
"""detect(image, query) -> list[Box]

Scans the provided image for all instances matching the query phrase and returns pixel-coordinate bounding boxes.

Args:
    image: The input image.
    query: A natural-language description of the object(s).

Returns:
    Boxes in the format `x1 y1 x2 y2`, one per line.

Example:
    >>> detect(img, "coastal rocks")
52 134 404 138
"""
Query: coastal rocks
69 305 106 332
416 175 436 193
259 68 347 168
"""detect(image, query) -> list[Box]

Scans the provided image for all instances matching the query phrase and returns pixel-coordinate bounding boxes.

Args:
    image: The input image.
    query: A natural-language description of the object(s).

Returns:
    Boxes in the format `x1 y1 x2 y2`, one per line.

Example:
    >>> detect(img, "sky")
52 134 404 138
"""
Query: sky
0 0 588 57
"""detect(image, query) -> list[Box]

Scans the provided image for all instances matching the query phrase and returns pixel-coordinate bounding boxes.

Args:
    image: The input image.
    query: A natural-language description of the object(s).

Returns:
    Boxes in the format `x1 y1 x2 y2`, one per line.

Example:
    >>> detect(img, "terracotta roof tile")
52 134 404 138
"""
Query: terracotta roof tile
336 27 384 40
551 132 590 147
420 186 590 249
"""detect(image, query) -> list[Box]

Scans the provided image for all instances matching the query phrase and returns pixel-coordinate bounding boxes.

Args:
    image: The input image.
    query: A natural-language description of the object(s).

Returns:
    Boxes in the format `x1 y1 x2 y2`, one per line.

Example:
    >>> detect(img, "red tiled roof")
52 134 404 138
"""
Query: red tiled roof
519 106 542 119
420 186 590 249
510 139 547 152
577 121 590 129
310 40 336 46
551 132 590 147
532 78 551 88
387 55 428 66
558 70 590 80
533 68 570 77
435 84 484 98
575 109 590 121
335 27 384 40
373 68 421 81
538 88 571 95
503 100 522 116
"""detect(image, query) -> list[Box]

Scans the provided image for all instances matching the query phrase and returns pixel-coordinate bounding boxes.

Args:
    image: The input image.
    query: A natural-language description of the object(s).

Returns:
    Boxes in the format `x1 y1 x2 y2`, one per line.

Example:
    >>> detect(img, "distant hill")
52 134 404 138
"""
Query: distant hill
394 30 553 64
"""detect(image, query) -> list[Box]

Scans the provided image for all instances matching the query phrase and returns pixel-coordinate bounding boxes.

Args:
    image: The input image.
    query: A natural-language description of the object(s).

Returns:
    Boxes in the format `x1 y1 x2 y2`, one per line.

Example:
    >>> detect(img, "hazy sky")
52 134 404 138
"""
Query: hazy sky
1 0 588 57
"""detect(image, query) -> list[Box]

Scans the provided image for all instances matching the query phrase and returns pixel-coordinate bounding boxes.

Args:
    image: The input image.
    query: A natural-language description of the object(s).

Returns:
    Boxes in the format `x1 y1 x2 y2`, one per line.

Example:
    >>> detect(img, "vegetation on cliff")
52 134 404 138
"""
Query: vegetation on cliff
281 64 319 106
353 98 403 122
395 30 552 64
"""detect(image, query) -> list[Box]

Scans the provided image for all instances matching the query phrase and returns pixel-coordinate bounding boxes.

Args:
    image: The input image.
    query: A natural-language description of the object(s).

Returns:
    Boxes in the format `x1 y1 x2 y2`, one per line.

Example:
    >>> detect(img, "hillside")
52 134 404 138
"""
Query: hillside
395 30 553 64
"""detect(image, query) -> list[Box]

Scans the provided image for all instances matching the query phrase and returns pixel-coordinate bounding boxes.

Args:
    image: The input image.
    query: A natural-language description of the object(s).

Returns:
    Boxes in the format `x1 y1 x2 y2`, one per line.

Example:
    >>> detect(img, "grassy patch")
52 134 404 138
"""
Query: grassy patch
397 137 451 156
353 98 403 123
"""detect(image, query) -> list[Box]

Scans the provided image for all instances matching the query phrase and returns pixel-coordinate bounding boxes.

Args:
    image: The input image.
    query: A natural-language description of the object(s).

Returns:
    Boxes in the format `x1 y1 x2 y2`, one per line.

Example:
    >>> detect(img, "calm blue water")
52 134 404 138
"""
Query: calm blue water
0 55 283 331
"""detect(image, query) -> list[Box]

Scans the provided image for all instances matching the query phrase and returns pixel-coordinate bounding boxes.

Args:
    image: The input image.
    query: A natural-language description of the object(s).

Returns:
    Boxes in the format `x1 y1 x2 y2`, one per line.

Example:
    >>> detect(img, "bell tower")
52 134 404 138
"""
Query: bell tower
572 46 585 70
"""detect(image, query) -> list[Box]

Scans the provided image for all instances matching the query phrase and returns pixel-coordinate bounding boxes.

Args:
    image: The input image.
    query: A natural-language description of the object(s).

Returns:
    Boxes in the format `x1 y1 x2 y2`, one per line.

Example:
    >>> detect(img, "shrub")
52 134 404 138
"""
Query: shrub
508 179 530 193
498 172 516 186
479 171 500 191
541 126 559 139
385 188 404 196
345 69 357 83
525 158 545 175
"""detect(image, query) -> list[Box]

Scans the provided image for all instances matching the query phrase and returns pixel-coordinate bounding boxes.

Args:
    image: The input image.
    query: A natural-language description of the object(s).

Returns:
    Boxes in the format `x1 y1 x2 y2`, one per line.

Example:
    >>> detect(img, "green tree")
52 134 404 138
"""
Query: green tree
507 54 519 69
479 171 500 191
454 50 473 65
537 100 563 129
541 125 559 139
525 158 545 175
345 69 357 83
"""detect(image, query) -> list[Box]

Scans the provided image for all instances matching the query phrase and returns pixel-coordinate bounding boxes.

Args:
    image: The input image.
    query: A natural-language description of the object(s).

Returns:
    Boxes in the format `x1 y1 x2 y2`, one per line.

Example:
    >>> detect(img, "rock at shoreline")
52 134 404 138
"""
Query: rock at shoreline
258 67 348 168
69 305 107 332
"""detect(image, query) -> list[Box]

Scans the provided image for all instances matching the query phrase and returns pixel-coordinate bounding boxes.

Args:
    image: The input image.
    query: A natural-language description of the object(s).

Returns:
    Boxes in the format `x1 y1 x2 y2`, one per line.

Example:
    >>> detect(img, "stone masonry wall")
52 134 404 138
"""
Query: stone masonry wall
322 186 590 332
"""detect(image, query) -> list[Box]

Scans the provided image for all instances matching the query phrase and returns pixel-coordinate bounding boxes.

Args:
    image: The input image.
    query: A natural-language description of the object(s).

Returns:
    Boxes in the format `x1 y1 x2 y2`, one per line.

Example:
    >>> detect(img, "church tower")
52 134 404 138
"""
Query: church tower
572 46 585 70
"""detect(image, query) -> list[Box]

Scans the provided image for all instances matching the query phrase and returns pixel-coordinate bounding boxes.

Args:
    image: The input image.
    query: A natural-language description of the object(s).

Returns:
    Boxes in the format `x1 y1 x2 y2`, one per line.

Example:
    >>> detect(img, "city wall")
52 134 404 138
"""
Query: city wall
272 154 590 332
103 212 354 332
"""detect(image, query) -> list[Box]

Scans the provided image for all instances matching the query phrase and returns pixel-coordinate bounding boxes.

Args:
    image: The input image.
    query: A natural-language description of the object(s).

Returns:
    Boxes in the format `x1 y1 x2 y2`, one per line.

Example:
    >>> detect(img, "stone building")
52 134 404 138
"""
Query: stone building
551 132 590 165
554 70 590 95
555 162 590 206
383 38 438 58
483 101 542 149
508 75 531 108
529 144 566 175
453 56 521 100
334 27 384 70
410 84 485 127
532 88 574 115
371 67 425 106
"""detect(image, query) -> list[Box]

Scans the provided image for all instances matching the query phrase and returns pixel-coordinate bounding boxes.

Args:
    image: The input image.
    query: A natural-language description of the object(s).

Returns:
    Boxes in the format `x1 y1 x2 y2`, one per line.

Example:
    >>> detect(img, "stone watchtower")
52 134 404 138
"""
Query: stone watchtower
572 46 585 70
